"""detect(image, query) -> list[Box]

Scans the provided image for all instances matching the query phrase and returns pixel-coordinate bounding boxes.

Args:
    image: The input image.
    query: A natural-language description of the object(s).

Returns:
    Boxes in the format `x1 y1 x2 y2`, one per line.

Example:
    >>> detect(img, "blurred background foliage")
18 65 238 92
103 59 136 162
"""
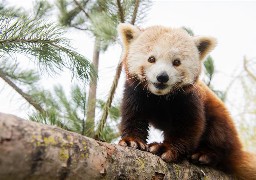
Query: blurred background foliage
0 0 255 151
0 0 151 142
236 57 256 152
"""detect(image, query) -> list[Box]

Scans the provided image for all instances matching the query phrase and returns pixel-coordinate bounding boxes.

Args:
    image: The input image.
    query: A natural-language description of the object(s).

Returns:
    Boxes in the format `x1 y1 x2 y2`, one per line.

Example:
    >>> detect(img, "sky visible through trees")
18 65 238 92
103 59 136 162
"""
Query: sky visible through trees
1 0 256 150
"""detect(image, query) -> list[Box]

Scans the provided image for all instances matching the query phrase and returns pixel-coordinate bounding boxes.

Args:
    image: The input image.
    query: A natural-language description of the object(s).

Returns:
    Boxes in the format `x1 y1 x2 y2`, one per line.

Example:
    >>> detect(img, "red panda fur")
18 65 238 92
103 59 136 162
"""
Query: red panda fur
118 24 256 180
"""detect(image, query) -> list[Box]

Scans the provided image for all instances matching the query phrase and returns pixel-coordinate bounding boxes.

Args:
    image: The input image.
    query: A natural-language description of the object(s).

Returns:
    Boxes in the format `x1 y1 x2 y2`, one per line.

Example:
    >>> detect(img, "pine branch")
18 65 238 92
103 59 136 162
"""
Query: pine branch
204 56 215 87
131 0 140 25
32 0 53 19
57 0 84 27
53 86 82 132
71 85 87 135
133 0 152 25
0 38 57 45
0 69 46 114
95 0 152 140
116 0 125 23
71 25 88 30
0 15 95 81
73 0 90 19
0 59 72 130
0 2 25 17
0 60 40 85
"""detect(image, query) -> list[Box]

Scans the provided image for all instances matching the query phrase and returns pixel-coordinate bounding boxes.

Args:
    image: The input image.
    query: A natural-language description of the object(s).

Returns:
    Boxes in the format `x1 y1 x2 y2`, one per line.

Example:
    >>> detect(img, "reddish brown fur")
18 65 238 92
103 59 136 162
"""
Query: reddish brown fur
118 24 256 180
119 79 256 179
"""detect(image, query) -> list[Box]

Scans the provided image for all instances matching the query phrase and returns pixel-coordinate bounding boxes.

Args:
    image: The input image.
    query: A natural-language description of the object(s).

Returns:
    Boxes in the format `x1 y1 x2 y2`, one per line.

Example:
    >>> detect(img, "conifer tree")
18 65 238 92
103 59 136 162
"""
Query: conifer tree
0 1 97 135
94 0 152 139
56 0 152 139
0 2 94 82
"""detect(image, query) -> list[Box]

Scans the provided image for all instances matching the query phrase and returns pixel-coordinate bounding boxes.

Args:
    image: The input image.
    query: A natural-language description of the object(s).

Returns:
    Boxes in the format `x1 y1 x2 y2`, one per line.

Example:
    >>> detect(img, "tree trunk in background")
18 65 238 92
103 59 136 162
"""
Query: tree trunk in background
0 112 234 180
95 0 141 139
95 62 122 139
85 39 100 137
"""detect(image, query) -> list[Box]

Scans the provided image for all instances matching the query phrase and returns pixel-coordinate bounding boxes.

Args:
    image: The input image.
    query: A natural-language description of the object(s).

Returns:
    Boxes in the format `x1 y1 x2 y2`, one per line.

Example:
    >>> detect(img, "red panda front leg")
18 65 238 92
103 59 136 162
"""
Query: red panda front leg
148 135 201 163
148 141 178 162
149 118 205 162
118 82 150 151
118 114 149 151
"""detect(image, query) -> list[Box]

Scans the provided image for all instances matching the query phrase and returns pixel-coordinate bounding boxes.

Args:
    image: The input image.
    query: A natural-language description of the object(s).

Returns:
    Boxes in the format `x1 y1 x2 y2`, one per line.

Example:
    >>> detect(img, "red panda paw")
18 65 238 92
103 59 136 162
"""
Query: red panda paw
148 142 178 162
118 137 148 151
190 151 217 165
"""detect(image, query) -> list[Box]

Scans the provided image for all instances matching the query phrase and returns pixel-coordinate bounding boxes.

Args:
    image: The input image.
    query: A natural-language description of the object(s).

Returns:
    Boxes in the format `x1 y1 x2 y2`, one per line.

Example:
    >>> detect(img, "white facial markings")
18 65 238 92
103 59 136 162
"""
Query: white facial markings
180 57 201 85
125 27 203 95
126 45 147 77
146 61 178 84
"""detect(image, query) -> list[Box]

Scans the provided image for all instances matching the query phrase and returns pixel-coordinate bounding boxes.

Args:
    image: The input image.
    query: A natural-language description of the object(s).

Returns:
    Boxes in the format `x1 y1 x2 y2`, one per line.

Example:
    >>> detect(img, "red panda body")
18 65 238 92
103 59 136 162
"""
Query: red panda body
118 24 256 179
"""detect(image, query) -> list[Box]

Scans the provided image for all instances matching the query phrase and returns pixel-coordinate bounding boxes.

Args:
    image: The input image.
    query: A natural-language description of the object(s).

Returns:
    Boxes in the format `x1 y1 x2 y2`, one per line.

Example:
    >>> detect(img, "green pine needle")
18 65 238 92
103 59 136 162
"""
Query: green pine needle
0 14 95 82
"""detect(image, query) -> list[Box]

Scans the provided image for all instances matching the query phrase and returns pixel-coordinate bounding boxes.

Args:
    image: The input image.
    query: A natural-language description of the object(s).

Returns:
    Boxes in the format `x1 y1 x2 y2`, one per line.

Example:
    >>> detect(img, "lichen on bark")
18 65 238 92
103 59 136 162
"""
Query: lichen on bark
0 112 234 180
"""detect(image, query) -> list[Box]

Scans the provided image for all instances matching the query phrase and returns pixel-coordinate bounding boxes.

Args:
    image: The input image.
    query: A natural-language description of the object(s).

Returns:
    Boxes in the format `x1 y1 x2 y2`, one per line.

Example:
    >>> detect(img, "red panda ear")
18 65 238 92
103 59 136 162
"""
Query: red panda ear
118 23 141 49
194 36 217 60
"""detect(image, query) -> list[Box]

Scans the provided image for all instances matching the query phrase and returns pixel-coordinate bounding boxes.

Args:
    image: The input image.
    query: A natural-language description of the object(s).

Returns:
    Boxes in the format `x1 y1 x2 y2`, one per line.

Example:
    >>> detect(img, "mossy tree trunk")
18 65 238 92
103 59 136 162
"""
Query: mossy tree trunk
0 112 233 180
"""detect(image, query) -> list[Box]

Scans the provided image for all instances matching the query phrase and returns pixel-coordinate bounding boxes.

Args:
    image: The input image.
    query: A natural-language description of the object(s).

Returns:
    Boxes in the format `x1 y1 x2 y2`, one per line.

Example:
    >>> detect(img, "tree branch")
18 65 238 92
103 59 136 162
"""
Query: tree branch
73 0 90 19
116 0 125 23
131 0 140 25
0 69 46 114
95 62 122 139
243 56 256 82
0 68 72 131
0 38 56 44
0 112 234 179
95 0 142 139
71 25 88 31
84 39 100 137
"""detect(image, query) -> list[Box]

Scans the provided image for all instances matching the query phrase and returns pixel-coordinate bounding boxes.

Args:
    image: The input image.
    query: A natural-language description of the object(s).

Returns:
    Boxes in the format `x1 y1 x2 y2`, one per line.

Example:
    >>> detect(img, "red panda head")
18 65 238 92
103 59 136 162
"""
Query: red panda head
118 23 217 95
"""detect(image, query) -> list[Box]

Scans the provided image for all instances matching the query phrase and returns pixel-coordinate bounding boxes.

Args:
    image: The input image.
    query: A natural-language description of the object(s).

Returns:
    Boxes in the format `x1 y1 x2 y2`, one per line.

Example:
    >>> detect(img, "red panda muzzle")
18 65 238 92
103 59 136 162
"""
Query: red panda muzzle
153 82 168 90
156 72 169 83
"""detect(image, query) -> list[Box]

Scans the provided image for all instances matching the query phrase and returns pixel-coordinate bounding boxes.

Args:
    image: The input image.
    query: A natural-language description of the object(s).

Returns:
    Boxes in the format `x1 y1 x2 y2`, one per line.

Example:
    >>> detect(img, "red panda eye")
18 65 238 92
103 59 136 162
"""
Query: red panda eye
173 59 181 66
148 56 156 63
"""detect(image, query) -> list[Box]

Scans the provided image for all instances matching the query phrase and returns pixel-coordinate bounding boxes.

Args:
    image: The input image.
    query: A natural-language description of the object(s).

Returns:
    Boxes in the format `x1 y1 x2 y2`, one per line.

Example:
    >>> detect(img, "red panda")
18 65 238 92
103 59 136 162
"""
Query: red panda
117 23 256 180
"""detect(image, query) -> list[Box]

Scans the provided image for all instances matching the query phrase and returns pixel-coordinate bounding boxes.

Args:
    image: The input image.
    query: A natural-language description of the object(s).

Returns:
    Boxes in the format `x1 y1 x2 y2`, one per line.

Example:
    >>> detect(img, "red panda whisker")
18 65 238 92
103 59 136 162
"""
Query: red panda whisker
134 81 142 90
189 82 198 92
130 80 137 86
180 87 186 93
142 82 148 91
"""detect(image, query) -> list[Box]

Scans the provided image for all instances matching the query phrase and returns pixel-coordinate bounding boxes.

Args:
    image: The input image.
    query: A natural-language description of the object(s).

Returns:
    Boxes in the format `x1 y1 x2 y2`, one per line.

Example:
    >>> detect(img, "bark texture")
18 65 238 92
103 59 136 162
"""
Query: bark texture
0 112 234 180
85 39 100 137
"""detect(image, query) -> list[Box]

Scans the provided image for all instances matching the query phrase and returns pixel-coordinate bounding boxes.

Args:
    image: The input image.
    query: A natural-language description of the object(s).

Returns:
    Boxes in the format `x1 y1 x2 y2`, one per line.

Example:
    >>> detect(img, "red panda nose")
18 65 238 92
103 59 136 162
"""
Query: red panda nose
156 72 169 83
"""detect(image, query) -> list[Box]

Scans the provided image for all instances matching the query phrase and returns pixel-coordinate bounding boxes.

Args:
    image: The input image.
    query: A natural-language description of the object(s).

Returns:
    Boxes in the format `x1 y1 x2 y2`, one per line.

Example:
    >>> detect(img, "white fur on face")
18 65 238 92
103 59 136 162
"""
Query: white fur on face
126 27 201 95
146 60 181 95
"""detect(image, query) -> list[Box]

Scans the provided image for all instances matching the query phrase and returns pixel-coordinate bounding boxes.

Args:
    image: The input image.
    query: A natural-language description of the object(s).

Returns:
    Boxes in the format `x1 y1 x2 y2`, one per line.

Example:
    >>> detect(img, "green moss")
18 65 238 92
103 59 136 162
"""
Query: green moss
80 154 85 158
82 141 87 151
136 158 145 170
173 164 181 177
31 135 43 146
43 136 57 145
59 148 69 161
204 175 209 180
